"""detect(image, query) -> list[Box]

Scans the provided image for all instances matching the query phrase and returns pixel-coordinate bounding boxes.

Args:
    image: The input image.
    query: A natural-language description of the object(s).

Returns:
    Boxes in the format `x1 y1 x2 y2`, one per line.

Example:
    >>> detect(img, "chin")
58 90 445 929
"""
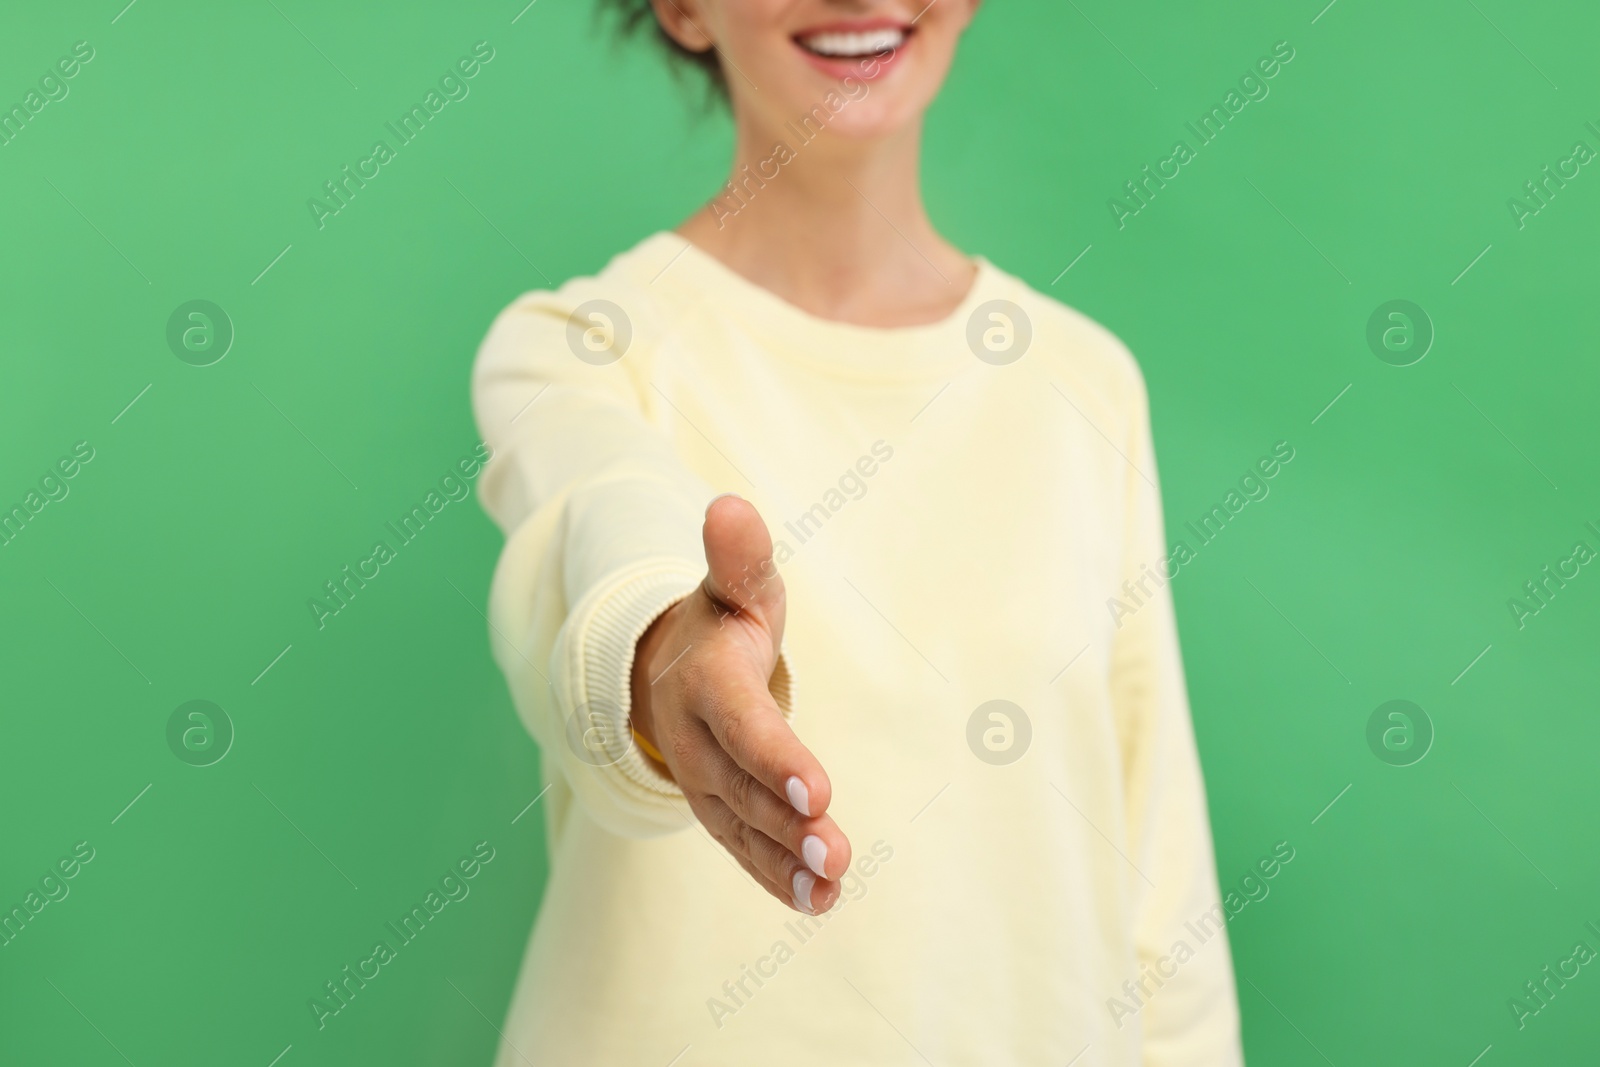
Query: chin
807 99 921 141
762 64 942 145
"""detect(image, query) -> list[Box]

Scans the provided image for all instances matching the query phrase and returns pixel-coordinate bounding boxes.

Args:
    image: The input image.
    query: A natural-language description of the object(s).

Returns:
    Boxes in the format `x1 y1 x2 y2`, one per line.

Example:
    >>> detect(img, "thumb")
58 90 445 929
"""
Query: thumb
701 493 786 648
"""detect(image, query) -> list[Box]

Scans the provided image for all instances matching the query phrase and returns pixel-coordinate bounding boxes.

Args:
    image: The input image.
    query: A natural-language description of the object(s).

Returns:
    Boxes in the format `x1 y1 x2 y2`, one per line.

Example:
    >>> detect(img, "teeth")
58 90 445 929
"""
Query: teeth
799 28 906 58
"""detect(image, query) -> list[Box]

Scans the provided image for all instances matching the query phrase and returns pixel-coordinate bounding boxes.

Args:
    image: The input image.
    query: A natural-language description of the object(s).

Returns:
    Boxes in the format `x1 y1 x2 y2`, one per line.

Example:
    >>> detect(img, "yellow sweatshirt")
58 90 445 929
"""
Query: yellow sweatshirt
471 233 1243 1066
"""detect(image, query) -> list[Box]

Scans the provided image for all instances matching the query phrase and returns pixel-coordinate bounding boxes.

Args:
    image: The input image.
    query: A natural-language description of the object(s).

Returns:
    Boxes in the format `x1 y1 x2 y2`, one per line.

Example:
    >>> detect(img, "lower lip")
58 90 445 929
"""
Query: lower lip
793 33 911 82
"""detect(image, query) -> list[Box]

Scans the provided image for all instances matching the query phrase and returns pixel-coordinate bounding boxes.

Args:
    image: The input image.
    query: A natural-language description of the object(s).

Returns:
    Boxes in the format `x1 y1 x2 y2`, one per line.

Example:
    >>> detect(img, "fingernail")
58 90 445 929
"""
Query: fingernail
801 835 828 878
792 868 815 914
785 776 810 817
705 492 742 516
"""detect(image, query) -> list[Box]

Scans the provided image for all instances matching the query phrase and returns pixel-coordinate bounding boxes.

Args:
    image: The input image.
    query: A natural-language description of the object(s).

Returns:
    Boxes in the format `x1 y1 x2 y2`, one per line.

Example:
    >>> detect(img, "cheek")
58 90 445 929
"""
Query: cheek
879 30 962 113
720 5 795 68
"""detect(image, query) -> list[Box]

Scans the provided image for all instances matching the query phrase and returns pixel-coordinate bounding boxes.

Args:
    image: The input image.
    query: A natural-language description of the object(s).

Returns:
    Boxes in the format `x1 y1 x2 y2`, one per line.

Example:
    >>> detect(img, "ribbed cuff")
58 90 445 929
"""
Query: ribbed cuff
567 558 797 807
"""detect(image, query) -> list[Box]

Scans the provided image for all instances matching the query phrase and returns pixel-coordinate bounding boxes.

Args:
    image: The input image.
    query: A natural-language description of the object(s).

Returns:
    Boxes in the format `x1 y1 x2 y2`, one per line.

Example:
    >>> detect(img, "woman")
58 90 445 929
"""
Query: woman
471 1 1243 1063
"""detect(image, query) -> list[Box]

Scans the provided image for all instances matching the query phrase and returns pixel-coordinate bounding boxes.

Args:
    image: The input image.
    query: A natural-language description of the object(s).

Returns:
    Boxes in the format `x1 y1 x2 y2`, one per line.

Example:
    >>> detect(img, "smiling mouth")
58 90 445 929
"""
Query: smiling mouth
793 26 911 60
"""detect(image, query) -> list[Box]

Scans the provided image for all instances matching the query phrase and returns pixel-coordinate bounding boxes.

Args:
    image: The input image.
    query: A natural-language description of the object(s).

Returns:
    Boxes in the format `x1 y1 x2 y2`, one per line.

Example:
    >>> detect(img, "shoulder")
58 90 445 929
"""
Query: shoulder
979 260 1150 421
473 235 681 382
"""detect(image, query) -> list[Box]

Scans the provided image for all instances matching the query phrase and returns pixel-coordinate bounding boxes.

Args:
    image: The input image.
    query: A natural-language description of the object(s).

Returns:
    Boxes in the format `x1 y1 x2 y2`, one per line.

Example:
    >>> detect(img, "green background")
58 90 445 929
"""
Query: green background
2 0 1596 1063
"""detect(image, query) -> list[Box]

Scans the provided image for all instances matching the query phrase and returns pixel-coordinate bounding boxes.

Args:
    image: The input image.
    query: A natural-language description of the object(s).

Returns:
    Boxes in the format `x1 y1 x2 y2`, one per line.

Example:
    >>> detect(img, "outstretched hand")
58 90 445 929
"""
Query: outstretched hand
629 494 851 914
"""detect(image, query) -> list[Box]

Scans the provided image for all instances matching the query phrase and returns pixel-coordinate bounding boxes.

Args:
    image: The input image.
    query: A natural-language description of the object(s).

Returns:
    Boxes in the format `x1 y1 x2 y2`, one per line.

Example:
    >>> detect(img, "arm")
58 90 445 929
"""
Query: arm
472 286 852 915
472 285 718 837
1109 375 1245 1065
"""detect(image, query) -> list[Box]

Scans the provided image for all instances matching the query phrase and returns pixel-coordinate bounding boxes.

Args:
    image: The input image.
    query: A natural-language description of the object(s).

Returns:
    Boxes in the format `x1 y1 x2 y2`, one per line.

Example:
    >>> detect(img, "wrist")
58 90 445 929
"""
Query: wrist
629 607 674 775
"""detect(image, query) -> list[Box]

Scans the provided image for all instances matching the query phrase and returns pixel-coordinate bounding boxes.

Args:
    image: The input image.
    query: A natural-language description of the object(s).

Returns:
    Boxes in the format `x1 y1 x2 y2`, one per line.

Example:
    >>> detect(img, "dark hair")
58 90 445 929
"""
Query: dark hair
597 0 727 101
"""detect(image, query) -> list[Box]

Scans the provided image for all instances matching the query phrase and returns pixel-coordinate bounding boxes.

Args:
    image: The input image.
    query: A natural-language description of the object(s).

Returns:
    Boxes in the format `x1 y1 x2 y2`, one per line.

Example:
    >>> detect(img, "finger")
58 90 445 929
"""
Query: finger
729 852 794 911
694 803 788 903
668 716 847 882
696 669 834 820
695 794 840 914
699 740 851 881
702 494 786 639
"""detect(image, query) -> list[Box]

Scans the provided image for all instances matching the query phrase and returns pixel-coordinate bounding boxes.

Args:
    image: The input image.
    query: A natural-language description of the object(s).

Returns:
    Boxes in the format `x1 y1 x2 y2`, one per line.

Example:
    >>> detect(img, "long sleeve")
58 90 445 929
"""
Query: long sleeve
471 279 793 839
1108 373 1245 1065
475 239 1245 1065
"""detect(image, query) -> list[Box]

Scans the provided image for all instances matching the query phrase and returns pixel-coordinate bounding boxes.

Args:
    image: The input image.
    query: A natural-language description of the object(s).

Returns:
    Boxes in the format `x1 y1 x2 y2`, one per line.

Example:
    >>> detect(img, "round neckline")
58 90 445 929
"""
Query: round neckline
633 231 997 383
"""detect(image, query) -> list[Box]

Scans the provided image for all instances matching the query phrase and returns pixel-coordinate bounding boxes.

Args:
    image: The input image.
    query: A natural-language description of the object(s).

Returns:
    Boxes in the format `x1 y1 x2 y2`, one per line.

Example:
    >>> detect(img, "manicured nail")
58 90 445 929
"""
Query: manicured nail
802 835 828 878
705 492 742 516
785 776 810 817
792 868 815 914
